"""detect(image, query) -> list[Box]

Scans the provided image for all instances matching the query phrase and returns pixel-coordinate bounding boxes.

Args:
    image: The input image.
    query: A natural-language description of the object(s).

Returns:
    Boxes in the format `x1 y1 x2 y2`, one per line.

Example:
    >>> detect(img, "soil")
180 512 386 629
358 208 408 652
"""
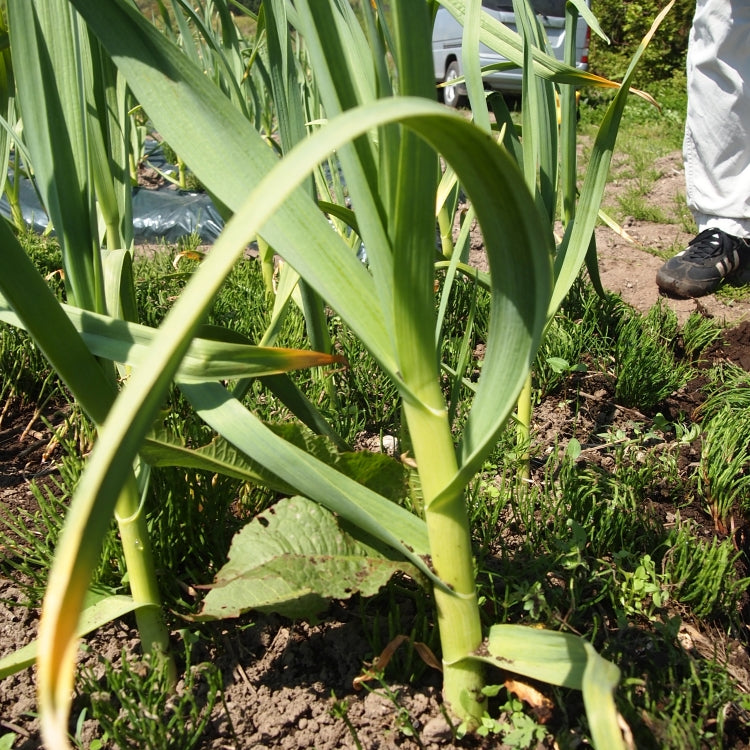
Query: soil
2 150 750 749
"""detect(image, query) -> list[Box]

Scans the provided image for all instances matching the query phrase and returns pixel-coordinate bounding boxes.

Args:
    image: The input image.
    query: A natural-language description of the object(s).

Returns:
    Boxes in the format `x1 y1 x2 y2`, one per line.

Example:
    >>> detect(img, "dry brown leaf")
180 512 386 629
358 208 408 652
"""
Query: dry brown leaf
503 677 554 724
353 635 441 690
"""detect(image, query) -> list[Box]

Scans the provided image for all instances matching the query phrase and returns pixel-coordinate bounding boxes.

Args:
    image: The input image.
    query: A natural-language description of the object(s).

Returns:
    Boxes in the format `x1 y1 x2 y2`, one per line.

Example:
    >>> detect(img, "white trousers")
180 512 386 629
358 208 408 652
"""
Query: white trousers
684 0 750 238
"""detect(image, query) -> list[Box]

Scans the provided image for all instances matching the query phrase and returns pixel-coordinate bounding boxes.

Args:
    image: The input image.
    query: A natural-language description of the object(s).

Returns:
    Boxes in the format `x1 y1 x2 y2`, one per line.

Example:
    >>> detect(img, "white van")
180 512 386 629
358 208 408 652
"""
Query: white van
433 1 591 107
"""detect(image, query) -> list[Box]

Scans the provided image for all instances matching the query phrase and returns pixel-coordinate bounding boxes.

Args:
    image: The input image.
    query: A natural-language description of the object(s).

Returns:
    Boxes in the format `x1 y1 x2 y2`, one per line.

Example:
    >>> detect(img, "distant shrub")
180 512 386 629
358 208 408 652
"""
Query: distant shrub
589 0 694 87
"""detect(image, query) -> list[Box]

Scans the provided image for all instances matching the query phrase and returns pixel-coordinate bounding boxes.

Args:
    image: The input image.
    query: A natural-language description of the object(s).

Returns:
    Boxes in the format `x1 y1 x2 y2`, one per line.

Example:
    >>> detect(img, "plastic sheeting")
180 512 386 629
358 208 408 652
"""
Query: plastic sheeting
0 177 225 245
0 142 225 244
132 186 223 244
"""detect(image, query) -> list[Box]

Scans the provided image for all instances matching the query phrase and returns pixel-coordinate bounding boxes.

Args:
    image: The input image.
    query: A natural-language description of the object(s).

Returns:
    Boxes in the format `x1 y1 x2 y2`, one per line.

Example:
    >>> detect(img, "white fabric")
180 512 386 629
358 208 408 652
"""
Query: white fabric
684 0 750 238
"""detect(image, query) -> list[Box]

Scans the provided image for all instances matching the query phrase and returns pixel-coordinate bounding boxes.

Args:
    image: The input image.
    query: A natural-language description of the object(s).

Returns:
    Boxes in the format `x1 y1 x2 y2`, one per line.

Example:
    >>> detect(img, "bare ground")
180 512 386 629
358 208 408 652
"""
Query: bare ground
595 151 750 325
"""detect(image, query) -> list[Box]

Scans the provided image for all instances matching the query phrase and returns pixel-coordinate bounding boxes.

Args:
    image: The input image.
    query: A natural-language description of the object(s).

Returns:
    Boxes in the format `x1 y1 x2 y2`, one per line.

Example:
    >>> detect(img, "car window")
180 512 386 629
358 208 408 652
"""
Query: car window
482 0 568 16
529 0 567 16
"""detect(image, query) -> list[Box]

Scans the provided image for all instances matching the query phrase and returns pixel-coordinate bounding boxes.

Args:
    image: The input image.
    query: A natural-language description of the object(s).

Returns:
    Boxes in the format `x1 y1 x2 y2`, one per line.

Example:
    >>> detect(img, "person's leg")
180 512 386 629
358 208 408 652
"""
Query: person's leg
656 0 750 297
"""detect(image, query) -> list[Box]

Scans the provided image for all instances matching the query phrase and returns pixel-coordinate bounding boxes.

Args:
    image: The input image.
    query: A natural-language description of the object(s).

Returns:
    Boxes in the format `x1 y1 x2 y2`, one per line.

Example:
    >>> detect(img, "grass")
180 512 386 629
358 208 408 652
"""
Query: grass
715 280 750 304
579 74 689 231
2 71 750 750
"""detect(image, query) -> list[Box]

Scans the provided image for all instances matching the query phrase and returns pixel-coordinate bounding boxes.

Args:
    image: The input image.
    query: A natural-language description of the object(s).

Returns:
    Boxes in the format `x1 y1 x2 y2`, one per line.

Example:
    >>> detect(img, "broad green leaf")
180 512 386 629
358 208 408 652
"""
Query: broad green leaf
179 381 432 567
257 423 407 503
0 593 136 679
473 624 624 750
200 495 418 620
68 0 396 374
336 451 407 505
9 0 102 311
549 2 674 317
0 299 345 382
547 356 570 373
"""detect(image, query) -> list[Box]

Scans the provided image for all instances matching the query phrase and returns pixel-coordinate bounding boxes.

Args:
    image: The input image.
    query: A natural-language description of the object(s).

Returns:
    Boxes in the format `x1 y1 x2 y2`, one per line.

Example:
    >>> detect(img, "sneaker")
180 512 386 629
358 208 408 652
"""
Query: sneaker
656 228 750 297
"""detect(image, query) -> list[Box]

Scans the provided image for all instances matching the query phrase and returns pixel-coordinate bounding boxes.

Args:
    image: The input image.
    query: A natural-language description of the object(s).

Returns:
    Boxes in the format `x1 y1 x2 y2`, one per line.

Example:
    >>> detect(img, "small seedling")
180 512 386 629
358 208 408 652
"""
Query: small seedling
609 551 668 624
461 688 548 748
360 676 424 746
78 634 221 750
652 412 701 444
329 693 363 750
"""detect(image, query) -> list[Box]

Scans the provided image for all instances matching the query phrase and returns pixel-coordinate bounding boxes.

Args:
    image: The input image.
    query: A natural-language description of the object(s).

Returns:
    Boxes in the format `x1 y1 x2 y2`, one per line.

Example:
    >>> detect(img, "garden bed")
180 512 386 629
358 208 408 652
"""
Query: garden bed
2 150 750 749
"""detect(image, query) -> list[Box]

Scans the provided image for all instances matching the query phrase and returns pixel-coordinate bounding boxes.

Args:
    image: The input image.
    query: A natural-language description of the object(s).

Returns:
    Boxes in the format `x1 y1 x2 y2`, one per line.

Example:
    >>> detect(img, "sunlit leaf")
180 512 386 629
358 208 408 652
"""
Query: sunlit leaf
0 593 136 679
200 496 419 620
473 624 625 750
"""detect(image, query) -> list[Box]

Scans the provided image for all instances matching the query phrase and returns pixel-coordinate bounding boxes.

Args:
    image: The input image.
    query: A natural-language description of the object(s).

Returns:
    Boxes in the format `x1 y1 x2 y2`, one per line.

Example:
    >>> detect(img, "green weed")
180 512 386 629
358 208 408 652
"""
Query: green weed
617 190 671 224
616 641 748 750
615 304 691 411
78 633 222 750
358 580 438 685
329 693 363 750
0 406 123 605
663 519 748 621
697 406 750 530
680 313 722 361
674 191 697 235
714 280 750 303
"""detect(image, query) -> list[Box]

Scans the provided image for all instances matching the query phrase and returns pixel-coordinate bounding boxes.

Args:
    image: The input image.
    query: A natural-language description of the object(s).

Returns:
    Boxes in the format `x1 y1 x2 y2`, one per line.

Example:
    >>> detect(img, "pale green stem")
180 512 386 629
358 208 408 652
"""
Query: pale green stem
128 151 138 187
177 155 188 191
6 154 24 232
6 185 23 232
402 385 485 728
437 205 454 259
104 220 122 252
516 372 533 481
257 235 276 296
114 471 174 680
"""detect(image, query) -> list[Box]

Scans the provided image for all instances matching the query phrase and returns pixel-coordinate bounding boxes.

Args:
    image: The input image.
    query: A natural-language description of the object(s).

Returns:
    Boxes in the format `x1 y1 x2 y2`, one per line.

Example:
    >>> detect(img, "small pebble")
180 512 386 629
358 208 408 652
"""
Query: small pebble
422 715 454 745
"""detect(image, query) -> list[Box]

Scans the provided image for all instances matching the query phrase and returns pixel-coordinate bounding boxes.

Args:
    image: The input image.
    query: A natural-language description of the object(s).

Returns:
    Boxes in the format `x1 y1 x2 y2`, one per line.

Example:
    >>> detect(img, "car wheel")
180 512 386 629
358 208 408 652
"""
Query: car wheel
442 60 465 109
